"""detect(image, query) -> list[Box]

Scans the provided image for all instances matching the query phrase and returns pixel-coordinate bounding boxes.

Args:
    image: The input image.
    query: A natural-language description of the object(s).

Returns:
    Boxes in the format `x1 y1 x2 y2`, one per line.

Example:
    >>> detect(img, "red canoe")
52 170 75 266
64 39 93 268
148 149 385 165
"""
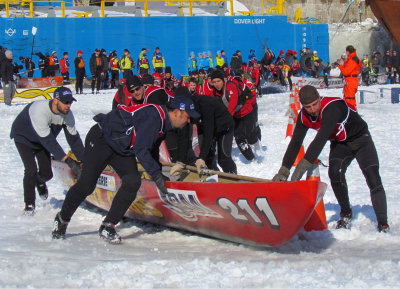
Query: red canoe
17 76 63 89
52 161 328 247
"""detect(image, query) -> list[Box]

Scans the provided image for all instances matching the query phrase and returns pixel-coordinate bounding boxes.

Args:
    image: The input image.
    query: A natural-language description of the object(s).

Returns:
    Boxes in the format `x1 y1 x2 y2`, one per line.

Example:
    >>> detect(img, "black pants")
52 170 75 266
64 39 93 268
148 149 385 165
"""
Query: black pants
15 142 53 206
62 71 70 83
60 125 141 224
203 127 237 174
75 73 84 94
91 68 103 92
139 67 149 75
328 133 387 225
111 70 119 88
234 108 259 146
122 69 133 80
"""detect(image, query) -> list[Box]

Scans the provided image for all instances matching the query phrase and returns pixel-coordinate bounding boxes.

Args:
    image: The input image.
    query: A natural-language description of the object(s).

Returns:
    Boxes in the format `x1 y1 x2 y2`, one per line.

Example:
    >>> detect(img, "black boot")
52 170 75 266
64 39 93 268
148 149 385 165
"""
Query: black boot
23 204 35 216
336 210 353 229
237 140 255 161
99 222 121 244
377 223 390 233
36 182 48 200
52 212 69 239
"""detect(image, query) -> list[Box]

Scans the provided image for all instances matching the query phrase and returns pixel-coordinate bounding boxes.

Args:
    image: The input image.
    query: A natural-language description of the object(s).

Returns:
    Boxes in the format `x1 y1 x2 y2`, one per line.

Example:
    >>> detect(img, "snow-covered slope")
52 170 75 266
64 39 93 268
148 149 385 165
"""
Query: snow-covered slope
0 85 399 288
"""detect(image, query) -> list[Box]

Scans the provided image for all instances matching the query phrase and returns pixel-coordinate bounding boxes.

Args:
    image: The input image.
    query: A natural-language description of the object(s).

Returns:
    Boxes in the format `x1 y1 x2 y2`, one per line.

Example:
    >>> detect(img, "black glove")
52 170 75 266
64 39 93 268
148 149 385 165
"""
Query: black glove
153 173 169 195
290 159 312 181
272 166 290 182
65 157 82 180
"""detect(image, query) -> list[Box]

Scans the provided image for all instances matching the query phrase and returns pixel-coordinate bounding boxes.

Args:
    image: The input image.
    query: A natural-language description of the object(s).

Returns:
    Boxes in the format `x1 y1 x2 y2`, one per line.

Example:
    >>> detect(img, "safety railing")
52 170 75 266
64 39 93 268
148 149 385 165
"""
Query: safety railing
97 0 234 17
0 0 288 18
262 0 287 16
0 0 67 17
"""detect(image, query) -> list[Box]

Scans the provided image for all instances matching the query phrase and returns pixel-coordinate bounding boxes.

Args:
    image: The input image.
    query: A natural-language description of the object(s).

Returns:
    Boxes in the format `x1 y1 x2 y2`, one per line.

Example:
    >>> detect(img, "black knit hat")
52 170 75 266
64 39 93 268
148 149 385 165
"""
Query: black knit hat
210 70 225 81
299 85 320 105
126 76 143 92
141 74 154 85
165 66 171 74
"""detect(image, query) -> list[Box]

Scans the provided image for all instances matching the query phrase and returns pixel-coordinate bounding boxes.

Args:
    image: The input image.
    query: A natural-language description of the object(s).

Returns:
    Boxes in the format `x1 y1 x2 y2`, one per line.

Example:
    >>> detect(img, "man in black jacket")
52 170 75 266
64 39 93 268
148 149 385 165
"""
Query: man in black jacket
74 50 86 94
52 96 200 243
230 53 242 74
10 87 84 215
391 51 399 83
89 48 104 94
1 50 16 106
272 85 389 233
100 49 109 89
170 87 237 177
311 58 331 87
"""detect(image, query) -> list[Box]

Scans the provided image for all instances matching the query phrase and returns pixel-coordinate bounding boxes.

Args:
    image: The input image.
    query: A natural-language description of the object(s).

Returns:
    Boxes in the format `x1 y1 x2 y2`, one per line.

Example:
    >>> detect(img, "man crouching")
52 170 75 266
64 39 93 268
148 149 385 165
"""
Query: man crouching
272 85 389 232
52 96 200 243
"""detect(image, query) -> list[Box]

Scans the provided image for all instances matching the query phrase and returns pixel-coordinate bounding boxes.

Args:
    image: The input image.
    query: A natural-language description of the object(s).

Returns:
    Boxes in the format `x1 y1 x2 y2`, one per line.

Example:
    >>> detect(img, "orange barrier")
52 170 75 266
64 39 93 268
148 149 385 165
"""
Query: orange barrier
286 82 305 166
293 144 305 167
304 159 328 231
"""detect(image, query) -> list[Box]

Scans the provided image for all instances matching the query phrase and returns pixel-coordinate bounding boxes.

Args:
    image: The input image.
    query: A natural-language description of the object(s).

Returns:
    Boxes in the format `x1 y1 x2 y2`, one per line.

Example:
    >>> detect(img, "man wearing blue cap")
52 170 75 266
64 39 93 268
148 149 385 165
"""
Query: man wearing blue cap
10 87 84 215
52 95 199 244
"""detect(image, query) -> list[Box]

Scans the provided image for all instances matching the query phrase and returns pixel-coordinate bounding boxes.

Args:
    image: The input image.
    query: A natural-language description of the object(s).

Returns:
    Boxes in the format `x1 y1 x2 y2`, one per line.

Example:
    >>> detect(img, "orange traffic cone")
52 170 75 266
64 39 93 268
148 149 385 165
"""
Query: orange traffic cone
286 116 295 139
293 145 305 167
303 159 328 231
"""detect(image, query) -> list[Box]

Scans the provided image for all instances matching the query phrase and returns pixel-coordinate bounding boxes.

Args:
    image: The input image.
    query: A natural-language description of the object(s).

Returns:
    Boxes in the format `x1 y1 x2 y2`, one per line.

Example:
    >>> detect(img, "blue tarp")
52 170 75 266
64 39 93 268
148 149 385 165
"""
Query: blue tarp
0 16 329 78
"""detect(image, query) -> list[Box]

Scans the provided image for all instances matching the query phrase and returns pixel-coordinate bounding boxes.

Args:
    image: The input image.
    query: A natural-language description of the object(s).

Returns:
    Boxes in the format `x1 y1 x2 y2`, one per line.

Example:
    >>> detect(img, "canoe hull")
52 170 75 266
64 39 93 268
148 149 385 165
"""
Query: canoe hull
52 161 327 247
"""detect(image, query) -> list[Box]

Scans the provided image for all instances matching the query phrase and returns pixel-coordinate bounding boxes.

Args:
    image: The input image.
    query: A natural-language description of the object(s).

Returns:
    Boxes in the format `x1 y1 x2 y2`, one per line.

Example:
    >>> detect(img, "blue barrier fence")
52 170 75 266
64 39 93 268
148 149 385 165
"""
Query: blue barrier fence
0 15 329 78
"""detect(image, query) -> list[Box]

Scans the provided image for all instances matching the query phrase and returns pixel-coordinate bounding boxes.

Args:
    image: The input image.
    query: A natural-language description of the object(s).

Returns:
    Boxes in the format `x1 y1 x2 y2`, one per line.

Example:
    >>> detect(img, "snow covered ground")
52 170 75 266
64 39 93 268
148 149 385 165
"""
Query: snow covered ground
0 84 399 288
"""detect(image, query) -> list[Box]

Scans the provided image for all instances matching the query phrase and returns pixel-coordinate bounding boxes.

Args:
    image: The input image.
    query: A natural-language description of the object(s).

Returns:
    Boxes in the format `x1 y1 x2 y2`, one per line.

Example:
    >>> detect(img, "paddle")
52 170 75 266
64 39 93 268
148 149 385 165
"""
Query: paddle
161 161 272 183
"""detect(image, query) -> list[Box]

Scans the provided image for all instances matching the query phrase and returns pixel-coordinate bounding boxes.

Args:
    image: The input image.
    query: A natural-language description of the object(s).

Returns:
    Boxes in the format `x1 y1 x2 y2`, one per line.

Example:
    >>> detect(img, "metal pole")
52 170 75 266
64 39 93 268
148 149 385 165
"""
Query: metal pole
262 0 264 15
101 0 105 17
61 1 65 18
189 0 193 16
6 0 10 18
144 0 148 17
230 0 233 16
29 0 33 18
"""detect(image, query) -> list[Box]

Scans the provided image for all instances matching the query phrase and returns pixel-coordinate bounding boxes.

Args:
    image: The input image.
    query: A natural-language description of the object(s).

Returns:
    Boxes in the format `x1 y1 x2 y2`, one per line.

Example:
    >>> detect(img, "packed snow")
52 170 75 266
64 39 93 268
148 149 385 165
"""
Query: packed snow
0 84 399 288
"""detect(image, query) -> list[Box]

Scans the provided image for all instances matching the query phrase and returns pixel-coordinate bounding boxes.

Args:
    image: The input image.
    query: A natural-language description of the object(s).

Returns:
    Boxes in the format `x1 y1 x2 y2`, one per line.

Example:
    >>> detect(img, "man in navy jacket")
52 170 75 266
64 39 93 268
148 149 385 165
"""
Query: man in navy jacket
52 95 200 244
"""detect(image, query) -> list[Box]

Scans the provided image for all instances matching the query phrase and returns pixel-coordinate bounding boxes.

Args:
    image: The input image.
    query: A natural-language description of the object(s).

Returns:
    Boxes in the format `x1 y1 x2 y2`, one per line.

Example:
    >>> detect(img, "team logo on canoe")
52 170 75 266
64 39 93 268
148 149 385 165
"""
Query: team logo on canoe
96 173 116 191
159 188 222 221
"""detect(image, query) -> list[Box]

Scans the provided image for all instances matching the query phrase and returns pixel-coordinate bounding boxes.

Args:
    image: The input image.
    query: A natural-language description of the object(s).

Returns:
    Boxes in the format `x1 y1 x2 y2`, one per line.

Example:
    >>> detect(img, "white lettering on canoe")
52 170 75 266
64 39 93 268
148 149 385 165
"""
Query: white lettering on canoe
96 173 116 191
159 188 223 222
217 197 280 229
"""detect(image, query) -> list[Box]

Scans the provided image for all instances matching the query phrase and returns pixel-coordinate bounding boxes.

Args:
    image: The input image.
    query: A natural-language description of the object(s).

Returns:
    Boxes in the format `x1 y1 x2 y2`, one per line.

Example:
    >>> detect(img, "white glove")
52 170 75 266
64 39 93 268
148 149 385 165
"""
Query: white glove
170 162 185 178
195 159 207 174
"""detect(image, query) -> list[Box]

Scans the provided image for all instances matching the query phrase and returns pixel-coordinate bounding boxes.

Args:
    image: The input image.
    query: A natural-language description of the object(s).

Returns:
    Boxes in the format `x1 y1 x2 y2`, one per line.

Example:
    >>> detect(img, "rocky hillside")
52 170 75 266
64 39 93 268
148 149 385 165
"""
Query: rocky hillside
239 0 376 24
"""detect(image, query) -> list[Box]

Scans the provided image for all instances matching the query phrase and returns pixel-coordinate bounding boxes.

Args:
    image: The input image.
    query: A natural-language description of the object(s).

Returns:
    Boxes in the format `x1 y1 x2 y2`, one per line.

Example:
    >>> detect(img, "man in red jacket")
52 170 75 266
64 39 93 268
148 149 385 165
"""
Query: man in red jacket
339 45 362 109
60 52 70 84
211 70 259 160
